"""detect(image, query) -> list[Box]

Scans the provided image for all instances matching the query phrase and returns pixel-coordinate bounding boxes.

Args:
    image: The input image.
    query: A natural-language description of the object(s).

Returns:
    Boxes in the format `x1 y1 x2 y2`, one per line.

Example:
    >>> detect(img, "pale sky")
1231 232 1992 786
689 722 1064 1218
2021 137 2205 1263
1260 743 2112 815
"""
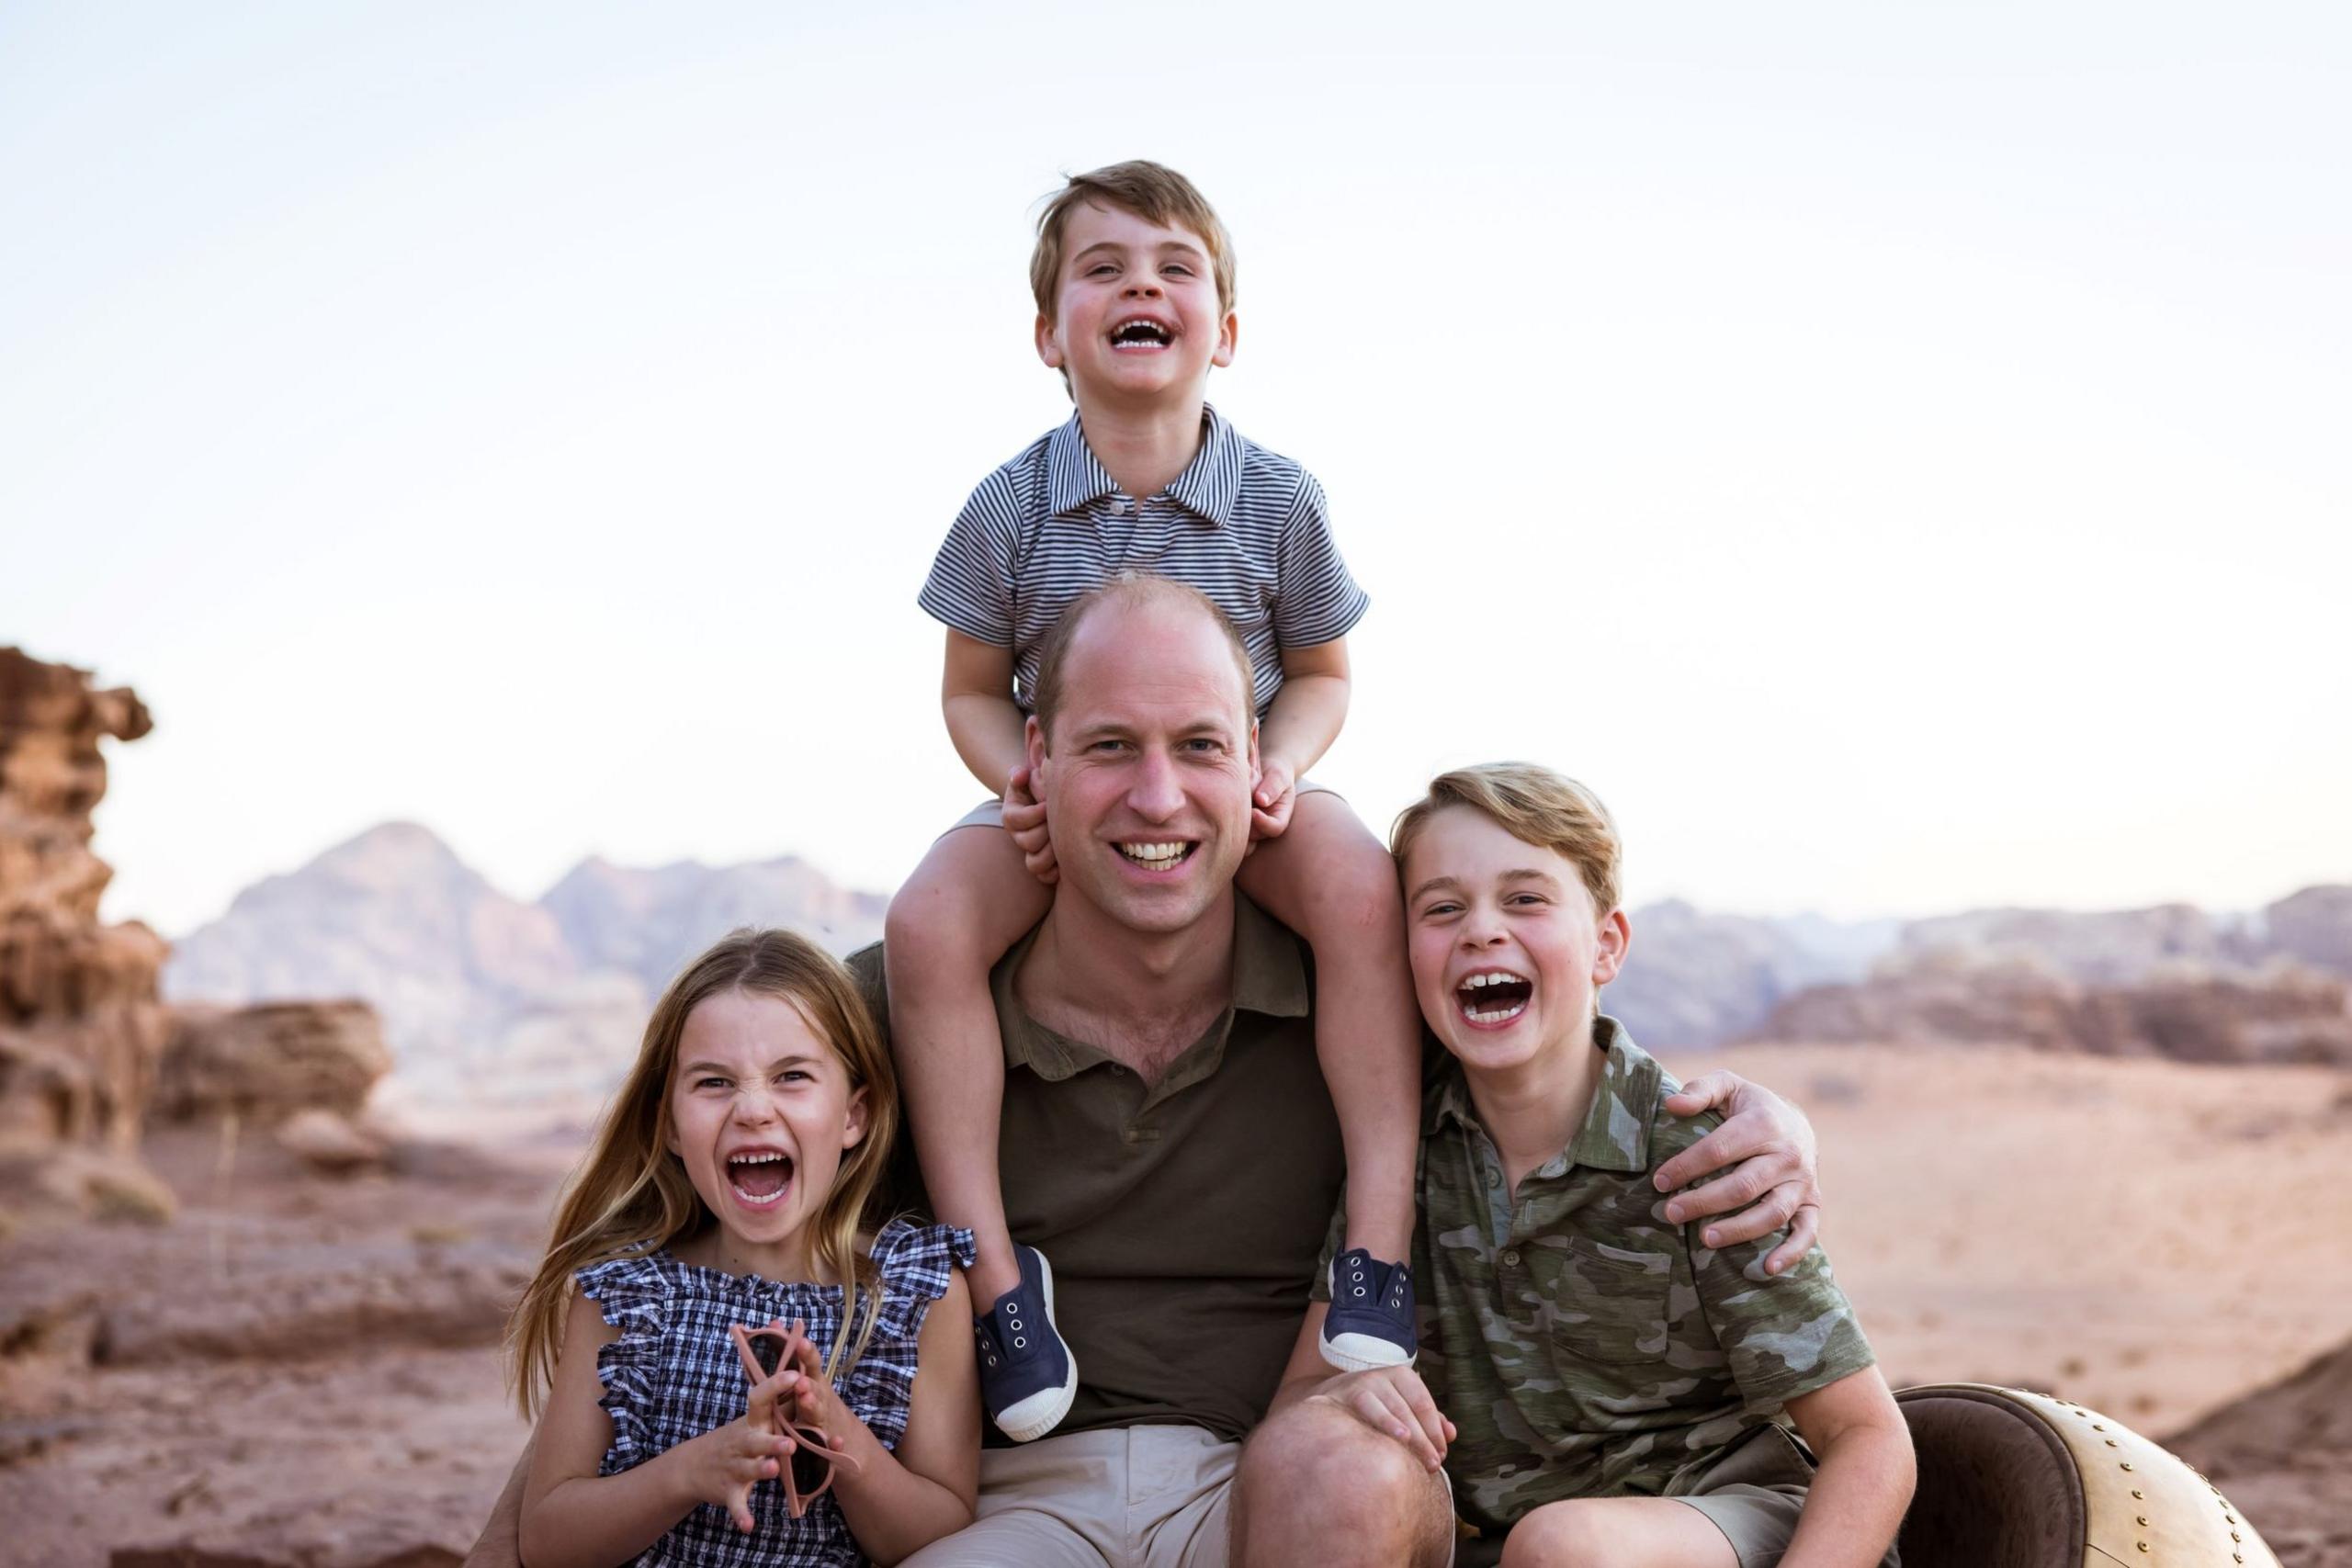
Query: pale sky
4 2 2346 937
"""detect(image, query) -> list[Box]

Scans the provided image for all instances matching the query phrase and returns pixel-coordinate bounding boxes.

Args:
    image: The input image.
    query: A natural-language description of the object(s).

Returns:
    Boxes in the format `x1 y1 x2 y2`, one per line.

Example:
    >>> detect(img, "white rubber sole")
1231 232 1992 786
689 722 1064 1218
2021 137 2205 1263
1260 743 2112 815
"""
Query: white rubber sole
991 1250 1079 1443
1319 1327 1416 1374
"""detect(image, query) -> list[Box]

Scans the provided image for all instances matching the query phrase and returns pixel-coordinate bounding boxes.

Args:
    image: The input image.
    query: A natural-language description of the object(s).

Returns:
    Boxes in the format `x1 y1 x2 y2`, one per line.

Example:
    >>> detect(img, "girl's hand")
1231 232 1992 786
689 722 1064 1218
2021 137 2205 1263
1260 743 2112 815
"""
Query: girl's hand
772 1320 862 1444
677 1366 801 1532
1002 765 1057 886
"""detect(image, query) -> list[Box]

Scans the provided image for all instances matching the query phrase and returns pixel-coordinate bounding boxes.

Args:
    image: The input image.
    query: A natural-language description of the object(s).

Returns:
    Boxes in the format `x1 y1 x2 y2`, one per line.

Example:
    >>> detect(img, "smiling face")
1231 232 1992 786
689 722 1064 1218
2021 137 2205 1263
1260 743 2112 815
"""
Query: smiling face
1035 201 1238 408
1027 591 1257 936
1402 805 1631 1077
664 987 868 1274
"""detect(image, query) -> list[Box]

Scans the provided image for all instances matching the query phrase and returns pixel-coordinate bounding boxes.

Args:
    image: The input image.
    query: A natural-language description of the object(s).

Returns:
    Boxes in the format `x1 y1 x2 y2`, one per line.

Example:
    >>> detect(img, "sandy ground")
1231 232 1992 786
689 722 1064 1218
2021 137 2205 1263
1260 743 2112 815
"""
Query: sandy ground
2 1043 2346 1567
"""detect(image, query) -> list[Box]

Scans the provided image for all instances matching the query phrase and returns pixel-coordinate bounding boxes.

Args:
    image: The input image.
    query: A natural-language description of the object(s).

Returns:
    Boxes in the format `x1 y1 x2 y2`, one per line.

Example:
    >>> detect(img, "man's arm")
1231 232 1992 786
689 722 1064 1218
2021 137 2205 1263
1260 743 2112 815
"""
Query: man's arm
1653 1071 1823 1274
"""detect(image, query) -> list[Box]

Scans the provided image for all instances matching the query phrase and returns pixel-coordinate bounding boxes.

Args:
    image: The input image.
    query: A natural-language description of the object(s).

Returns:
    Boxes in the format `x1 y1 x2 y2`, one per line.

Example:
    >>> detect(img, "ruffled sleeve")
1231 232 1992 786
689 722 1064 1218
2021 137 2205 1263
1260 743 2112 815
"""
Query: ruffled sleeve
573 1253 670 1475
870 1216 977 1337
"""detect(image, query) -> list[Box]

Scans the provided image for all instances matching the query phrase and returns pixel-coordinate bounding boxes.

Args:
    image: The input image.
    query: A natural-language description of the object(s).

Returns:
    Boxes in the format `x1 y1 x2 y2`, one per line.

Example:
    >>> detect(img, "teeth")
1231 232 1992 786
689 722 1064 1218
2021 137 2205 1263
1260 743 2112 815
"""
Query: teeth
1463 1000 1528 1024
1461 973 1528 989
729 1152 786 1165
729 1181 788 1207
1119 841 1189 869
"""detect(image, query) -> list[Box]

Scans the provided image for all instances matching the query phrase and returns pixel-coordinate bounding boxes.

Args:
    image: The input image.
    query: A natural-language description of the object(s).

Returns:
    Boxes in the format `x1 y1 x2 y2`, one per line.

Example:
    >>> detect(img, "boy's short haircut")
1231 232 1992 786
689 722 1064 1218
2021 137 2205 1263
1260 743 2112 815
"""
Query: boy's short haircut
1030 161 1238 324
1390 762 1623 915
1030 571 1257 749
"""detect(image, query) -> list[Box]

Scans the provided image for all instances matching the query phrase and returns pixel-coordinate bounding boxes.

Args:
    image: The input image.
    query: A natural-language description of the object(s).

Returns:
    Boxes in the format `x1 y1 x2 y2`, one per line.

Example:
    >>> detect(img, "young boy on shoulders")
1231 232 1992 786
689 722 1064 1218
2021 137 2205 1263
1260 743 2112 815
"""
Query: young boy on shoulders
885 160 1423 1443
1364 763 1913 1567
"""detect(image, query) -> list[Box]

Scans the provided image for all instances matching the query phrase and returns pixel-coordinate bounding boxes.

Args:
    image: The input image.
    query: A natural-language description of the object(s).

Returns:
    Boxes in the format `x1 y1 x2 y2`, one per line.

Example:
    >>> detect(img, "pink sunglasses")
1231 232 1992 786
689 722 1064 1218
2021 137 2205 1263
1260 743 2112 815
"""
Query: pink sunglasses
729 1318 862 1518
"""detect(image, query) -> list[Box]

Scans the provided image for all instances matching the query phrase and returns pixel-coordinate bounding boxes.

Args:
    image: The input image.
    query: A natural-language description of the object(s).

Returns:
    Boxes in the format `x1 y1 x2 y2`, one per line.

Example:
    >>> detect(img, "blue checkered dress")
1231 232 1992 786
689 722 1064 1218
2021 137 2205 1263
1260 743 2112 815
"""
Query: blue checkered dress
576 1218 976 1566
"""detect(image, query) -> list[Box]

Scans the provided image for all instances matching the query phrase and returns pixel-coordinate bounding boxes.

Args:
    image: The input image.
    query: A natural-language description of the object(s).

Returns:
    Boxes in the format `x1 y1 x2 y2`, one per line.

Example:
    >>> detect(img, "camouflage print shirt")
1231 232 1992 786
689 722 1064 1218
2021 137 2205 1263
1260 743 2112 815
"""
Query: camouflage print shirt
1333 1018 1877 1537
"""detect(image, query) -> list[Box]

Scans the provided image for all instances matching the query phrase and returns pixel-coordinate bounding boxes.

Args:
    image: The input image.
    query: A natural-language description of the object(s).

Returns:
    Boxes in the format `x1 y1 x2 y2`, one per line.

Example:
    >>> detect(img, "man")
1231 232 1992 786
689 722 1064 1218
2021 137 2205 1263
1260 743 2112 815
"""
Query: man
465 574 1825 1567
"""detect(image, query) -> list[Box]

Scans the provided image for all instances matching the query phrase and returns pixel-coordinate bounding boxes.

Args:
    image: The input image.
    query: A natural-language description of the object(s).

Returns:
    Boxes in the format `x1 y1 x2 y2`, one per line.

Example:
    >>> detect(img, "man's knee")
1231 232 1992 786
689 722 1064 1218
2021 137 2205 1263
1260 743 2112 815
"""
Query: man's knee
1238 1400 1435 1520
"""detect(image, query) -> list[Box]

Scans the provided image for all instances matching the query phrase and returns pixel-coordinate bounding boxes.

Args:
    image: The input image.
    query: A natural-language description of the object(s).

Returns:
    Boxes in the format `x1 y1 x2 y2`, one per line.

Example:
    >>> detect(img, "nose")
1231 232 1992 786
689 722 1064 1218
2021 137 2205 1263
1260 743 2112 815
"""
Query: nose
1459 902 1508 951
1125 745 1185 822
729 1083 780 1126
1123 273 1162 298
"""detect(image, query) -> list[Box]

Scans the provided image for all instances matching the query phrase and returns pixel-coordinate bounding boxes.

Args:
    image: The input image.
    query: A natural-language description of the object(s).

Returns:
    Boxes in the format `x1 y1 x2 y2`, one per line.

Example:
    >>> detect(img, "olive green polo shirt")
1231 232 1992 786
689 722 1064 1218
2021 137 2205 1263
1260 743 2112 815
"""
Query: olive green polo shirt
1322 1017 1876 1536
853 893 1344 1444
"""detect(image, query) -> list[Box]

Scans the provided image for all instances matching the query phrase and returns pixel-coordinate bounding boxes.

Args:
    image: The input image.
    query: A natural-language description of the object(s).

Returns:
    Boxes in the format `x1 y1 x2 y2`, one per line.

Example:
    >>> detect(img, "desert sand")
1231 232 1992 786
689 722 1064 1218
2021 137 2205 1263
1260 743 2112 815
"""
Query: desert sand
2 1042 2347 1567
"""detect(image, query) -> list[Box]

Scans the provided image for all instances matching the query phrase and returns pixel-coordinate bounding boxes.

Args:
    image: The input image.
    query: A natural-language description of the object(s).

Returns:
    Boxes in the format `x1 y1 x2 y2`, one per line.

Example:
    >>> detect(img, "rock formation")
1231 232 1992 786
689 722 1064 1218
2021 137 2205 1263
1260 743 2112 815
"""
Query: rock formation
153 1000 390 1125
0 649 171 1205
2171 1335 2352 1567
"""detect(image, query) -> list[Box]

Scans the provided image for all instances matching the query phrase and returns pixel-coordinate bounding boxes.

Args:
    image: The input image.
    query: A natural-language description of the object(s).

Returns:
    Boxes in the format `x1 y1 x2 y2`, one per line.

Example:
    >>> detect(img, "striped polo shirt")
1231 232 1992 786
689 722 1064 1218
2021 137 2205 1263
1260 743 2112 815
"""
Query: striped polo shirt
918 406 1369 716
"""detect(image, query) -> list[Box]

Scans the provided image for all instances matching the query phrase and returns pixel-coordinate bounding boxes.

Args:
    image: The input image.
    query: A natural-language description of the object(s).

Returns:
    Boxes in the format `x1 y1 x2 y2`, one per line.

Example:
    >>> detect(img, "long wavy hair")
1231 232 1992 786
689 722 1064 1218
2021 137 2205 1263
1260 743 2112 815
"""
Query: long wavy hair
506 928 901 1419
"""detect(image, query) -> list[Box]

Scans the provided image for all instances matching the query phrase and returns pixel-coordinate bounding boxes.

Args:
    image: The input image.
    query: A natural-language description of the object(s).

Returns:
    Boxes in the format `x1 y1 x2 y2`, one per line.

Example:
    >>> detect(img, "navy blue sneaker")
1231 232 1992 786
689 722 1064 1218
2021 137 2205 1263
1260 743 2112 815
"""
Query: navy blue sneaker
973 1244 1077 1441
1320 1248 1417 1372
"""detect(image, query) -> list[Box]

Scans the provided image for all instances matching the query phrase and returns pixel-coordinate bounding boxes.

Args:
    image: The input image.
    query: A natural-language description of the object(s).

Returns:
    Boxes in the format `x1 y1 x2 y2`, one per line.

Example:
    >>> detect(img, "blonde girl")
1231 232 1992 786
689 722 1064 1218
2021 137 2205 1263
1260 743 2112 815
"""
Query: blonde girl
506 928 978 1566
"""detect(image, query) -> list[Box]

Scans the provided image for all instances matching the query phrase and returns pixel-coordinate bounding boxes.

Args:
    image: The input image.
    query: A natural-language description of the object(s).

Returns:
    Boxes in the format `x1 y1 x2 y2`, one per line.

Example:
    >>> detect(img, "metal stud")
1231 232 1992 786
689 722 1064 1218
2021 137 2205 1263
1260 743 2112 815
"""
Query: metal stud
2120 1461 2135 1472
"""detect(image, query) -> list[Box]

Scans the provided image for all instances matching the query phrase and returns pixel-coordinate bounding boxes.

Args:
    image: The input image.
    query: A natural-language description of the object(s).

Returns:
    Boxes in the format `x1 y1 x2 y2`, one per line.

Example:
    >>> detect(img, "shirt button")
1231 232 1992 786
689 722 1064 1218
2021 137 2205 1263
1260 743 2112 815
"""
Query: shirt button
1501 1248 1521 1268
1485 1168 1500 1189
1110 497 1130 513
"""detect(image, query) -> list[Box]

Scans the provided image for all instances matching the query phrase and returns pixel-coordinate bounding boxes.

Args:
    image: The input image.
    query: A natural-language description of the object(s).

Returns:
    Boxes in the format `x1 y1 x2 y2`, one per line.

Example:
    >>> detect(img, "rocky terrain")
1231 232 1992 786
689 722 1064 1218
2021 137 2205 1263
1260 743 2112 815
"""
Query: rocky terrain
2 1041 2346 1566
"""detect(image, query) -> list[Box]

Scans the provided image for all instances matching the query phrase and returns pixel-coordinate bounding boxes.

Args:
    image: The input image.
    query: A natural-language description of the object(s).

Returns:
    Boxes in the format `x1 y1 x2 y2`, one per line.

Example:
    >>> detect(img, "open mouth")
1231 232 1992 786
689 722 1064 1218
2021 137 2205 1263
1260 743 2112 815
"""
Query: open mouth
726 1148 795 1208
1455 970 1532 1026
1110 315 1173 349
1117 840 1196 874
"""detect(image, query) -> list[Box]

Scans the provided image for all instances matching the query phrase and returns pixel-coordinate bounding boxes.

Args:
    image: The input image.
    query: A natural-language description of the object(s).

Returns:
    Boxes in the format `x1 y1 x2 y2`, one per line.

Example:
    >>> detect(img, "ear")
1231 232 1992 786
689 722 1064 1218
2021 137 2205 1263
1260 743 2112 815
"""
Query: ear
1035 311 1064 370
1591 908 1633 987
1212 307 1238 369
842 1085 870 1152
1245 715 1261 780
1024 712 1049 783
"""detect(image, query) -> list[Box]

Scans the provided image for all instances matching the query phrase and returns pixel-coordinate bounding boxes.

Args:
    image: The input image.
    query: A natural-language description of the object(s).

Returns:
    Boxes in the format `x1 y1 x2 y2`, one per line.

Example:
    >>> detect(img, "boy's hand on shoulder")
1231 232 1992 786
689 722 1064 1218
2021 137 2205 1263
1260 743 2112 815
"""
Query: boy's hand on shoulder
1656 1071 1822 1275
1303 1366 1455 1472
1002 765 1057 885
1250 758 1297 843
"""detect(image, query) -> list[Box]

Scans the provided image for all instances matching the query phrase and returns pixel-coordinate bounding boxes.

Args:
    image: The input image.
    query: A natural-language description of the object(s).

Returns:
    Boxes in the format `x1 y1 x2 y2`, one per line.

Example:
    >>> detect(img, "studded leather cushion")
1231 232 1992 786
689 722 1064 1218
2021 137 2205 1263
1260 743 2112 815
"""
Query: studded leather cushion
1895 1384 2084 1566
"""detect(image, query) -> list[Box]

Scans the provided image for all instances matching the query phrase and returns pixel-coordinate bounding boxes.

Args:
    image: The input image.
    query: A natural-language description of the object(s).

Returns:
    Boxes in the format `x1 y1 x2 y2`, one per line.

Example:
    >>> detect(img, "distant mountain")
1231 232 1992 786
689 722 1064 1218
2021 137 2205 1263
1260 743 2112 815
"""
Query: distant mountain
1753 886 2352 1063
164 824 888 1113
1604 900 1897 1048
542 853 888 1001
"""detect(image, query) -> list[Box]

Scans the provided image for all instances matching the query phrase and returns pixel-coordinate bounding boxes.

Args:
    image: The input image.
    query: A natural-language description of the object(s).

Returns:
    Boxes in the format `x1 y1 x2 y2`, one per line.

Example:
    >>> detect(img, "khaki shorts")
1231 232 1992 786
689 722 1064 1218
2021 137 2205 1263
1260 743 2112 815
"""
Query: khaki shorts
1668 1425 1902 1568
947 778 1336 834
898 1426 1238 1568
899 1424 1454 1568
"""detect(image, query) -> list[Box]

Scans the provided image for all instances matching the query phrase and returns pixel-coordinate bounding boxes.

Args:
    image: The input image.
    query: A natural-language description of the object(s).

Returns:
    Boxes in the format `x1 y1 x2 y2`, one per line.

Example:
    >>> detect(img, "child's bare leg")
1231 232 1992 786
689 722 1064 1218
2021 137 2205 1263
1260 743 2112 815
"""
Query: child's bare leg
884 821 1053 1307
1500 1497 1739 1568
1237 791 1419 1269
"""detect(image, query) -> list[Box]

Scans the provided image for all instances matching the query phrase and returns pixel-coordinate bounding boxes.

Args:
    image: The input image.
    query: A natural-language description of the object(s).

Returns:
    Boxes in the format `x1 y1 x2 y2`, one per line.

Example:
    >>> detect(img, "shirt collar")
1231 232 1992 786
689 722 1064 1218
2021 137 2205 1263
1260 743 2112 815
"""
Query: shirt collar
1045 406 1241 528
992 891 1309 1079
1427 1015 1659 1175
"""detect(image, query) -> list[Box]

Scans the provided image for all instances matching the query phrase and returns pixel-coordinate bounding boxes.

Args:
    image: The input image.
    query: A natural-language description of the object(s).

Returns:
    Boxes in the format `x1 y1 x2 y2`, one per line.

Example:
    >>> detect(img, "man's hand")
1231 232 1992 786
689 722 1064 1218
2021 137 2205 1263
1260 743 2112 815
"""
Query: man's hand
1655 1071 1822 1275
1250 758 1298 843
1002 765 1057 885
1302 1366 1456 1473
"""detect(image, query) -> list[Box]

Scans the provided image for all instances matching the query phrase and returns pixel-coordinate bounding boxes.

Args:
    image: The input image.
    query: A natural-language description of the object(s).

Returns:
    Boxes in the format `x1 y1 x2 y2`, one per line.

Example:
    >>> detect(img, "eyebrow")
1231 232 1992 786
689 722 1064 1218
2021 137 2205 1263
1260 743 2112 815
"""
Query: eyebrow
680 1054 824 1077
1407 868 1564 903
1069 237 1209 265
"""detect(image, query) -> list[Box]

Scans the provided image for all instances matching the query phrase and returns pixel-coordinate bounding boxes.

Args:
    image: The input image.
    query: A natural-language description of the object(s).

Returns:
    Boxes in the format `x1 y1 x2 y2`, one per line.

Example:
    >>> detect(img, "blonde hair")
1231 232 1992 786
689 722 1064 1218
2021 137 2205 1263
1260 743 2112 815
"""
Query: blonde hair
505 928 901 1419
1390 762 1623 916
1030 160 1237 326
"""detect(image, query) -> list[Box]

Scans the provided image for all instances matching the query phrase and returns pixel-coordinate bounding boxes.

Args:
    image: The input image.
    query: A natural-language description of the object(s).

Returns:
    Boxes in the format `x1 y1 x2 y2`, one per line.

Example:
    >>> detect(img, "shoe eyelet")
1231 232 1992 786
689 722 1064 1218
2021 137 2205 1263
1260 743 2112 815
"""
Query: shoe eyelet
1014 1336 1027 1348
1010 1317 1022 1330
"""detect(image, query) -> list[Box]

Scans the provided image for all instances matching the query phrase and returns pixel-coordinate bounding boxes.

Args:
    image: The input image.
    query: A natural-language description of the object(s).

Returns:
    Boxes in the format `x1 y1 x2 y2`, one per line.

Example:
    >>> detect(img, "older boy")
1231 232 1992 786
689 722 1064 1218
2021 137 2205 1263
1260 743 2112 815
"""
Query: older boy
887 162 1423 1442
1321 764 1914 1567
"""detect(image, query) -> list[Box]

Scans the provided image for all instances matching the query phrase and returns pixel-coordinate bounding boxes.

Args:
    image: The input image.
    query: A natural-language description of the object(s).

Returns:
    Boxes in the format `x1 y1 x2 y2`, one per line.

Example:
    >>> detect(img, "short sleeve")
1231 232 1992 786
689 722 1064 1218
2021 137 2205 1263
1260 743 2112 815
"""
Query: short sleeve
871 1216 978 1336
1686 1217 1877 1413
918 475 1023 647
573 1255 670 1475
1271 473 1370 649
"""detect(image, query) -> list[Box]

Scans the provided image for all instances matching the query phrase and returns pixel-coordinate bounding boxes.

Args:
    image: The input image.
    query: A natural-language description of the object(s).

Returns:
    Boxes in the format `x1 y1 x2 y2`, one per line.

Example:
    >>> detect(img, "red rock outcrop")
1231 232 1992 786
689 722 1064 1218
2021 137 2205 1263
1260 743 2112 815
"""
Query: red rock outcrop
0 649 172 1179
153 1000 391 1126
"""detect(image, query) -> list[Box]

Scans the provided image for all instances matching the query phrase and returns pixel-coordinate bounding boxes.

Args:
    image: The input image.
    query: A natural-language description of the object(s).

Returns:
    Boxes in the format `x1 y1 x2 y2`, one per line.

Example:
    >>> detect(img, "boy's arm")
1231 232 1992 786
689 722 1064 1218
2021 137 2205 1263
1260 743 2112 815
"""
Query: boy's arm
942 630 1027 795
1252 637 1351 836
1777 1367 1916 1568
